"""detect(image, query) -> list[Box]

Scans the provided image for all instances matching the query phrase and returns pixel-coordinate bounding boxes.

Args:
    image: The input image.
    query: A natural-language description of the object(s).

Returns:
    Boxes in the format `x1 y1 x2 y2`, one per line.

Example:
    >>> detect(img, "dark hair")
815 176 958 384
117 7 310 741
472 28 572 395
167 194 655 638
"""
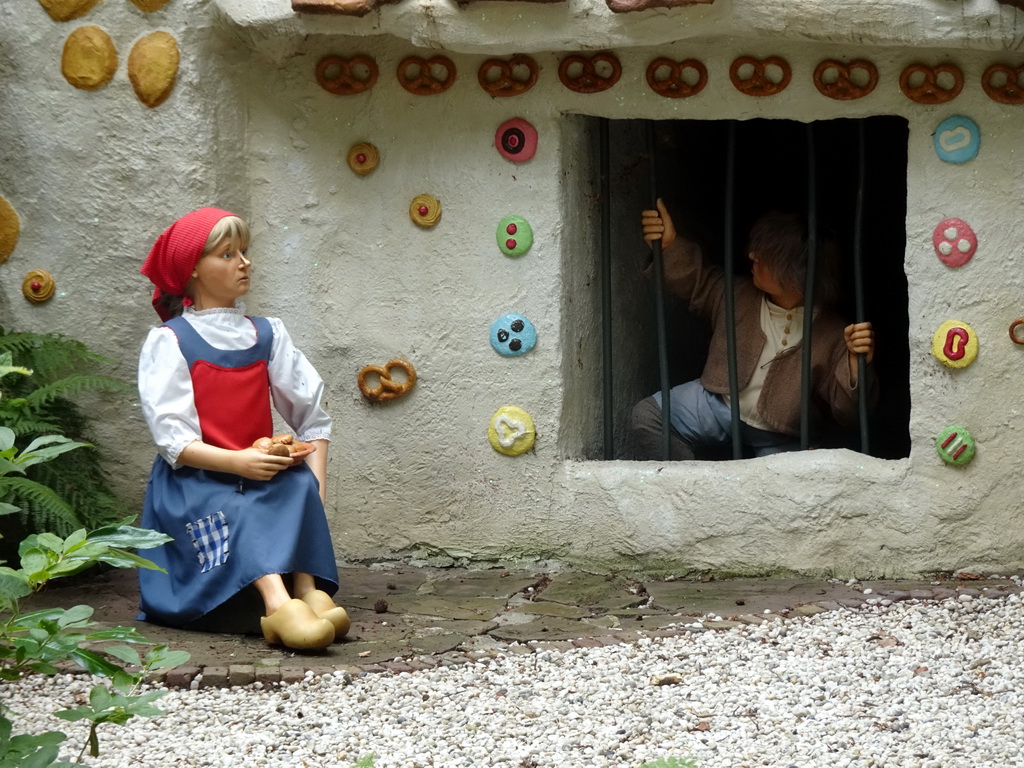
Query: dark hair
747 211 840 306
156 293 186 319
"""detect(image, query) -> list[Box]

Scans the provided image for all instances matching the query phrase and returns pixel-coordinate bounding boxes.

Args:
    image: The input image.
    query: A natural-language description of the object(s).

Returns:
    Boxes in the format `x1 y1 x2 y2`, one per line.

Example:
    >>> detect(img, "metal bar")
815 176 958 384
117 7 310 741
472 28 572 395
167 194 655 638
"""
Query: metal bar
646 122 672 461
800 122 818 450
600 118 614 460
853 120 870 454
723 121 743 459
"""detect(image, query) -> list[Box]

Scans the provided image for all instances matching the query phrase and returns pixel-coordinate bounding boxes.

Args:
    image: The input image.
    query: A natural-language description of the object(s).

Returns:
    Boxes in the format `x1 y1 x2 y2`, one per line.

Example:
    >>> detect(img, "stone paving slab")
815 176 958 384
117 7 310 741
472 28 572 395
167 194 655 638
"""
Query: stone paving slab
23 565 1024 688
536 572 634 606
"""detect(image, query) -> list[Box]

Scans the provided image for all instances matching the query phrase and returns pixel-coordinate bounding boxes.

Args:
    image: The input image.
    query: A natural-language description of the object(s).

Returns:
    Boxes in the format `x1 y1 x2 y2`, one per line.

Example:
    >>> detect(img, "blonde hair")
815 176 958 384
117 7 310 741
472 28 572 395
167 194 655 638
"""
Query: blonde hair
203 216 250 255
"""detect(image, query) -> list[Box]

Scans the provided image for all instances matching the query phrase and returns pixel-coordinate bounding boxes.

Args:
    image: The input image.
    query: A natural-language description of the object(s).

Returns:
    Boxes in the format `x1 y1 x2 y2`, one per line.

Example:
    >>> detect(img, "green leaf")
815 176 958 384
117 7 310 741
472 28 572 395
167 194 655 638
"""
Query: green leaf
27 661 59 675
88 684 114 710
84 626 150 643
62 529 87 551
13 435 89 470
0 567 32 603
86 525 172 551
104 645 142 667
0 501 21 516
68 649 123 678
56 604 94 627
144 646 191 670
31 532 64 554
111 668 140 694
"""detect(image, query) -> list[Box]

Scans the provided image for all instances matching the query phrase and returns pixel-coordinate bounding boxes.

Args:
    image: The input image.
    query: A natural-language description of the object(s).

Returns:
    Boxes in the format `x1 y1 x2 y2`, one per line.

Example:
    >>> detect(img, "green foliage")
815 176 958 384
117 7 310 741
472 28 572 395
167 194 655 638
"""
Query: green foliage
0 525 188 766
0 427 89 520
637 759 699 768
0 329 129 535
353 755 376 768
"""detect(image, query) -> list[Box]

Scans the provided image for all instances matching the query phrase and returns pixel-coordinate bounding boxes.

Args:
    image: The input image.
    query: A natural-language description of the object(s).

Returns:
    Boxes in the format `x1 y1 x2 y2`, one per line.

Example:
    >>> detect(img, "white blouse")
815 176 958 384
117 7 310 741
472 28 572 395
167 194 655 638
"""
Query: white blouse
137 306 332 467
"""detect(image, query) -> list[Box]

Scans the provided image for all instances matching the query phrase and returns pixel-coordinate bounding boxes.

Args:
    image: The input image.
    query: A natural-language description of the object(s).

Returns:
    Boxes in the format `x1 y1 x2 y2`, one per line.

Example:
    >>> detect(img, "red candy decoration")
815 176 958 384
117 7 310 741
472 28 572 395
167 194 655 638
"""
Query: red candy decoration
495 118 538 163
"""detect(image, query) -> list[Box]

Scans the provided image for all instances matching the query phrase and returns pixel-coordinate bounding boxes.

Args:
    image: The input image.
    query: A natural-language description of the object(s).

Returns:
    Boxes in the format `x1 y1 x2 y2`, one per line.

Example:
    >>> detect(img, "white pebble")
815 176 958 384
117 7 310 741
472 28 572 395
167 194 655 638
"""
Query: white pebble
5 597 1024 767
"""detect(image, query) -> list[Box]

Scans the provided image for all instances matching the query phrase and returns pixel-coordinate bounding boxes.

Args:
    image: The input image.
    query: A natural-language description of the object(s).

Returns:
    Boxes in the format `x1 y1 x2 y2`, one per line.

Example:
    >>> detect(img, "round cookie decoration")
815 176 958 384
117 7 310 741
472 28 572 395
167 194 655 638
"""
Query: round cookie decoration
61 26 118 91
22 270 56 303
488 406 536 456
409 194 441 228
932 218 976 268
932 320 978 368
347 142 379 176
128 31 180 108
0 196 20 265
935 425 976 467
490 313 537 357
497 215 533 257
495 118 538 163
933 116 980 164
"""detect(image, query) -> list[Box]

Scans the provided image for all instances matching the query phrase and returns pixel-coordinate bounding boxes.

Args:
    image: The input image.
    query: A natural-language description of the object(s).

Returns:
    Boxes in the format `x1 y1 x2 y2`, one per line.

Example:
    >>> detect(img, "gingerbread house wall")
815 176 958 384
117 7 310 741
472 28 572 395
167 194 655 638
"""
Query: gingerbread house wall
3 0 1024 577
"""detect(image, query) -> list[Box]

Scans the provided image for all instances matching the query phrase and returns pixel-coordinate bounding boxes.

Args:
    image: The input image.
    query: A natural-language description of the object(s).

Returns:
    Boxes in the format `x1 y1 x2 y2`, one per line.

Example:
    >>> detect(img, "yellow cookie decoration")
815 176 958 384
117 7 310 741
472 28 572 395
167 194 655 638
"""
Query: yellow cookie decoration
37 0 101 22
61 26 118 91
488 406 536 456
128 31 180 108
22 270 56 303
409 194 441 228
0 196 20 265
128 0 172 11
932 320 978 368
347 142 380 176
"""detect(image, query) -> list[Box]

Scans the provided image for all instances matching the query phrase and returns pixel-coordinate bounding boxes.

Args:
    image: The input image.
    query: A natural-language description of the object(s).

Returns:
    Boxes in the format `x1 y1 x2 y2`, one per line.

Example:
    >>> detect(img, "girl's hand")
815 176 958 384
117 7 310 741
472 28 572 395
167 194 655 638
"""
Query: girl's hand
641 198 677 248
232 447 292 481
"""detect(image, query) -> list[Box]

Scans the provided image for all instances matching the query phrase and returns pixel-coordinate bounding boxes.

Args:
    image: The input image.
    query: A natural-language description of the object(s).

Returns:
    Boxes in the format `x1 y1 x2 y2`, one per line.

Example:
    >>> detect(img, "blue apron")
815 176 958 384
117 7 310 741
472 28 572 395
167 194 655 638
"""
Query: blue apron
137 316 338 631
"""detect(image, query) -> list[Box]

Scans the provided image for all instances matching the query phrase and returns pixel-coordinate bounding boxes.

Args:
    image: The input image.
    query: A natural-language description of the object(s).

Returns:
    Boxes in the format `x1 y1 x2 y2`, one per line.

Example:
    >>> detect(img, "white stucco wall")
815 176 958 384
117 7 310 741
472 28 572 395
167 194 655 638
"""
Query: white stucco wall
3 0 1024 578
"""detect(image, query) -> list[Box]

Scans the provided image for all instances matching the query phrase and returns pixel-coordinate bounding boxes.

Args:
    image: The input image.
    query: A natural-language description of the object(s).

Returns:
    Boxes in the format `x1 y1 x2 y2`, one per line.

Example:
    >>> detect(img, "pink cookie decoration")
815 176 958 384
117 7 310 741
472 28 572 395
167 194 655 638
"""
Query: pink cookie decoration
495 118 538 163
932 218 977 268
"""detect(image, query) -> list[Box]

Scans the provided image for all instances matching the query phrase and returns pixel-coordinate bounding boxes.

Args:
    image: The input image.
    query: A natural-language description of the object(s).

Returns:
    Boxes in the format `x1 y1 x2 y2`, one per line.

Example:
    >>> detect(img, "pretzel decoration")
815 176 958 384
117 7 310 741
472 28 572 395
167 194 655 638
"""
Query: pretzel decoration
478 55 539 98
398 56 456 95
1010 318 1024 344
22 270 55 303
729 56 792 96
316 55 379 96
558 53 622 94
982 63 1024 105
899 63 963 104
646 58 707 99
813 59 878 100
358 359 417 403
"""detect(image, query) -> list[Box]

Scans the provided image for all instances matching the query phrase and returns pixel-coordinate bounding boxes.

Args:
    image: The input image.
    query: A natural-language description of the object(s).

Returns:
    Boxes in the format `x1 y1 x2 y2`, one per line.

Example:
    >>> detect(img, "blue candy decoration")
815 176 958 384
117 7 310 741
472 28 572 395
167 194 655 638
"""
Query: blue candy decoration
490 314 537 357
933 116 980 164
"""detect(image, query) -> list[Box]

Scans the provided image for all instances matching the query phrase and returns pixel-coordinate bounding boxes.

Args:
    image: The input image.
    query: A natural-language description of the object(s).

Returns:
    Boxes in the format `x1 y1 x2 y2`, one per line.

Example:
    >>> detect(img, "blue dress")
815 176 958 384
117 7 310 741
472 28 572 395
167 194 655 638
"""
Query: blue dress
137 316 339 632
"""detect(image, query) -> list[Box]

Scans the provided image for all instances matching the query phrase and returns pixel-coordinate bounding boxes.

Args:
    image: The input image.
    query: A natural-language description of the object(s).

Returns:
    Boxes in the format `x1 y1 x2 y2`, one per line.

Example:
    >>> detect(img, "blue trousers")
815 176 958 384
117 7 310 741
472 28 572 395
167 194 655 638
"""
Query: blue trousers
643 380 800 459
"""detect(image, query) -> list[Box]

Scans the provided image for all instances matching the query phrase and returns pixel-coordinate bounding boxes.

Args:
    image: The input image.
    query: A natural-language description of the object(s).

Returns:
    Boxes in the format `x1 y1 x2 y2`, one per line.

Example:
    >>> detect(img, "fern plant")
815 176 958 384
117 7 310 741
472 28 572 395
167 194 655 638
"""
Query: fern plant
0 329 129 535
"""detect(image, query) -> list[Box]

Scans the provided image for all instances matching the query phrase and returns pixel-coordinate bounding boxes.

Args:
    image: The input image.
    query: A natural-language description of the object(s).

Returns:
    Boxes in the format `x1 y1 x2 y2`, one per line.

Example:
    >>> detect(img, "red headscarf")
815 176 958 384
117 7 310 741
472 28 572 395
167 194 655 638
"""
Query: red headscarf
140 207 238 320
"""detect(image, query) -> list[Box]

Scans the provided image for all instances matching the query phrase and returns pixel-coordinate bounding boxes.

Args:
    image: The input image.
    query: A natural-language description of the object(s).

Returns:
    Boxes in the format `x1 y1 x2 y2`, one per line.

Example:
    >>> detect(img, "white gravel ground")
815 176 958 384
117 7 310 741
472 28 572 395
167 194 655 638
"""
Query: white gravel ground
5 593 1024 768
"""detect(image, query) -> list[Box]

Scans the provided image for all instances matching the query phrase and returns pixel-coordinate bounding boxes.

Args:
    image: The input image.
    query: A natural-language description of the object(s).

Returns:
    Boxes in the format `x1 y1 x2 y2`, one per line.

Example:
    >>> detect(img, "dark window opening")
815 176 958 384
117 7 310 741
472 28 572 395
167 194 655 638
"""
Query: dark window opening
600 117 910 461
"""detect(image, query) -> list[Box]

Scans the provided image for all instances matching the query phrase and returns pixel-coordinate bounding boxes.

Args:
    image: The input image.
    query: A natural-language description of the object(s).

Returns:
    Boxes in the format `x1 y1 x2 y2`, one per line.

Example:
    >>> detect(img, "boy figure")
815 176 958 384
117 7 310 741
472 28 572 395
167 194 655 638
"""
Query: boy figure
631 200 876 460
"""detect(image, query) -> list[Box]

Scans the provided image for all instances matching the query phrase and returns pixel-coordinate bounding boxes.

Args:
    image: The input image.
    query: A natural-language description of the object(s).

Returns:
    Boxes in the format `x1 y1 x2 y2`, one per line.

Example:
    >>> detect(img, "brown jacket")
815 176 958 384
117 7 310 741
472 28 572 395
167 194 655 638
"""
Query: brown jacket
657 238 874 438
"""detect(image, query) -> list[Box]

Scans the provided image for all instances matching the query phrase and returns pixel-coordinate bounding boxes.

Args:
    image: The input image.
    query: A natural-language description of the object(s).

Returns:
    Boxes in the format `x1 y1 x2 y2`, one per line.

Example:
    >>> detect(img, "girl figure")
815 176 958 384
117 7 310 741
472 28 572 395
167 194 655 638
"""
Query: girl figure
137 207 348 650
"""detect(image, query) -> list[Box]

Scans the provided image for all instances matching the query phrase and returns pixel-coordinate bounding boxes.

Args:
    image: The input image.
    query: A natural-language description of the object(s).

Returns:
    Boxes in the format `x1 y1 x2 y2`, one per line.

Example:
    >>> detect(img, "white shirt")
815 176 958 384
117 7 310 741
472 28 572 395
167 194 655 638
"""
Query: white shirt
723 297 804 431
137 306 332 467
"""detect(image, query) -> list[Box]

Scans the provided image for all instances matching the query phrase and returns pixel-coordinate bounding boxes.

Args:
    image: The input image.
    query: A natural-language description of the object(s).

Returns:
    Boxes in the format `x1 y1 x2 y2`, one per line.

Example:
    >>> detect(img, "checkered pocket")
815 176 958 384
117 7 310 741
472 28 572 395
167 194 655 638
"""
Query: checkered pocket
185 511 230 573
